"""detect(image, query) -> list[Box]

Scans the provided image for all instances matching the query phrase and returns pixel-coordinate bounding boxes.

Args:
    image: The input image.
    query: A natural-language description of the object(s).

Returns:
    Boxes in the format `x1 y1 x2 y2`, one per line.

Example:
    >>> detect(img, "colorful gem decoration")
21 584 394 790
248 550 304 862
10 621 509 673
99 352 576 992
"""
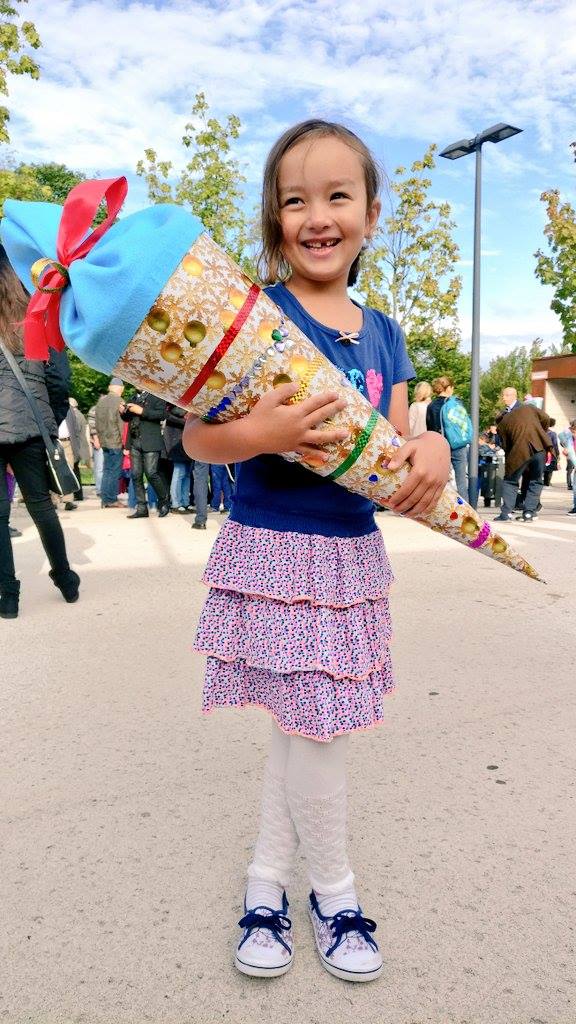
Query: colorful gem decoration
450 511 458 520
369 474 378 483
469 521 491 549
147 306 170 333
328 408 379 481
202 327 294 421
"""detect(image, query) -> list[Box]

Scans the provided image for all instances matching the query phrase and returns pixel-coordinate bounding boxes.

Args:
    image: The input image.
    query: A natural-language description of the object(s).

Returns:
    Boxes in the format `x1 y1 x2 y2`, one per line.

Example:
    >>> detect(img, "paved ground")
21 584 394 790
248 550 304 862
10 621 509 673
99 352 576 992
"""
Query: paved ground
1 483 575 1024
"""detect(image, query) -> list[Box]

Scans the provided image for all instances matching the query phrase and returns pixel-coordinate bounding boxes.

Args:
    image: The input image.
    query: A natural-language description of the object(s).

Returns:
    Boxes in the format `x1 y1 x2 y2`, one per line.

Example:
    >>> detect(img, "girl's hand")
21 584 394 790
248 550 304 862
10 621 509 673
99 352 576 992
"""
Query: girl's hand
386 431 452 517
248 382 349 460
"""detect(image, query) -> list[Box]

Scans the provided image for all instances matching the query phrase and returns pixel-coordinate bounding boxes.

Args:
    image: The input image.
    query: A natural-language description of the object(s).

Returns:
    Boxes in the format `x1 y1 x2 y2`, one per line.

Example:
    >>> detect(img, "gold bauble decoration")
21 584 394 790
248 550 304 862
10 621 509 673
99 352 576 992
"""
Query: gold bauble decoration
147 306 170 333
182 255 204 277
206 370 226 390
183 320 206 345
159 340 183 363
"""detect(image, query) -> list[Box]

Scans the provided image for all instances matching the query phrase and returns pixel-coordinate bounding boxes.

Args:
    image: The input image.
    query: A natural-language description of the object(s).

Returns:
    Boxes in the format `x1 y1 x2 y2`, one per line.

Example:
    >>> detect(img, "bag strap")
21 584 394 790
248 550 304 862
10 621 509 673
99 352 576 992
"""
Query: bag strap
0 340 58 456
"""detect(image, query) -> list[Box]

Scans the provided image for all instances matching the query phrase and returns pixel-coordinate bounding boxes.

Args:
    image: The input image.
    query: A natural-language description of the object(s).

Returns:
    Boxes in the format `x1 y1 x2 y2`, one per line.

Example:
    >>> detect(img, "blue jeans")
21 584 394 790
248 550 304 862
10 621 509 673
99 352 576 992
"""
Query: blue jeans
101 447 123 505
170 462 192 508
210 464 233 511
192 461 209 525
92 446 104 495
450 445 469 501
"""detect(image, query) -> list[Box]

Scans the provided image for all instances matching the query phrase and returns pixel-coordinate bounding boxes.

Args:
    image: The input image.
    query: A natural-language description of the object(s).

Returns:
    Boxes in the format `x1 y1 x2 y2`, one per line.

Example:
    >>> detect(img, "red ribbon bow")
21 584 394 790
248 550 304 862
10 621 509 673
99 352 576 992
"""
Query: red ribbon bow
24 176 128 360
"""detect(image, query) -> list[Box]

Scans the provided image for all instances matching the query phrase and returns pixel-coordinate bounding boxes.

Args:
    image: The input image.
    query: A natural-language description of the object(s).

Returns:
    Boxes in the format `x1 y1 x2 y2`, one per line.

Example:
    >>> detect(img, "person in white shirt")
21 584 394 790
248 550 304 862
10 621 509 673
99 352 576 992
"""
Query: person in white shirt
408 381 432 436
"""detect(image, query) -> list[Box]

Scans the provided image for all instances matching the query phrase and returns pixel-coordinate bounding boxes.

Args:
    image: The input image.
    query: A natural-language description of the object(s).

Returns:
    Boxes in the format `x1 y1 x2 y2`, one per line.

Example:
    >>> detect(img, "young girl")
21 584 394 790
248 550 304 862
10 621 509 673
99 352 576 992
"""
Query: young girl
184 120 450 983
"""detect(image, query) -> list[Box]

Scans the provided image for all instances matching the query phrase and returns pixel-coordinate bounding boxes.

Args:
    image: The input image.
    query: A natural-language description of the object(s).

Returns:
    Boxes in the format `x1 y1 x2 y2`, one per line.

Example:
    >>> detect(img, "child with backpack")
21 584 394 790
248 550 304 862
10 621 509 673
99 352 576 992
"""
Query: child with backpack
426 376 472 500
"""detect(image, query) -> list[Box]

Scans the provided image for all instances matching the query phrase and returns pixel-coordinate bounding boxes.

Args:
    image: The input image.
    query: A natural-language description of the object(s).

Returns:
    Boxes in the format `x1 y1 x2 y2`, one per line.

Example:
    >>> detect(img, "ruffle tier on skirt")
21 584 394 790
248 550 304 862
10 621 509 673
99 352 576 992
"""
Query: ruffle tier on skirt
195 520 395 743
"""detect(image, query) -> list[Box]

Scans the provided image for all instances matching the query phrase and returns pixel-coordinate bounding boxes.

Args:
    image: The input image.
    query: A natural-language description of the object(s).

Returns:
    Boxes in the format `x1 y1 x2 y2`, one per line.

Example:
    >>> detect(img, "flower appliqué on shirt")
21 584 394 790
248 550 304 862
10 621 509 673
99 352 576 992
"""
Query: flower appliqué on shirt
338 367 365 394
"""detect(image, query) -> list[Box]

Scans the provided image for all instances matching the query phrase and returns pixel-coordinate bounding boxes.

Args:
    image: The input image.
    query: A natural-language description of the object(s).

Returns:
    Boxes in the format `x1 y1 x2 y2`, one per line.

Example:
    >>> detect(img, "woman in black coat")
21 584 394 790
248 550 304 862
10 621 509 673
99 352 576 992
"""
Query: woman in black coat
0 246 80 618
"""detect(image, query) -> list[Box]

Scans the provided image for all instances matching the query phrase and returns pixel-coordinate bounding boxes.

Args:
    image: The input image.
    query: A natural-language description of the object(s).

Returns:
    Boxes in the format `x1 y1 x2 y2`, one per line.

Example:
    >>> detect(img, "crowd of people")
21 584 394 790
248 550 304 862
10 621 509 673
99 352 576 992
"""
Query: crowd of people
409 375 576 519
88 380 234 527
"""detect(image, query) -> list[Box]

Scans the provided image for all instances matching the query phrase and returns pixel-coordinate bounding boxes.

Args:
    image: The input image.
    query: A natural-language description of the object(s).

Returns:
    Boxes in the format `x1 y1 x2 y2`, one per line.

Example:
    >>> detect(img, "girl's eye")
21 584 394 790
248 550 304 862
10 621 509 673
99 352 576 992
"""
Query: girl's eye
283 197 303 206
331 192 349 201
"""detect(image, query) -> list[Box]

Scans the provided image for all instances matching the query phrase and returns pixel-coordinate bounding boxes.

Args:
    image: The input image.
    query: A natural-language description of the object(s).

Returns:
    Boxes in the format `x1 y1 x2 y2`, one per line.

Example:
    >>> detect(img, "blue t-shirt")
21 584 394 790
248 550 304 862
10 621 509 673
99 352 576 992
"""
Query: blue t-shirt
230 283 415 537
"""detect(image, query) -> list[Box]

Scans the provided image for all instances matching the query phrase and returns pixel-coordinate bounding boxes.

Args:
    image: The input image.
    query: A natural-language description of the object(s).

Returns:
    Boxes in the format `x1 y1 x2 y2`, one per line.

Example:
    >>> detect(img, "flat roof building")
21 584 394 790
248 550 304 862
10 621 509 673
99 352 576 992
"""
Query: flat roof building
531 353 576 425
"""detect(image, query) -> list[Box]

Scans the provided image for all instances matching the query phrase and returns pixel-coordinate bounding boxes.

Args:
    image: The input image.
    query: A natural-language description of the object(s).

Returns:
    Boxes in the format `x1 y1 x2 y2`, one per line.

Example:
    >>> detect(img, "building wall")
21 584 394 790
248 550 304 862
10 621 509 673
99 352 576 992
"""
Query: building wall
531 355 576 423
544 379 576 427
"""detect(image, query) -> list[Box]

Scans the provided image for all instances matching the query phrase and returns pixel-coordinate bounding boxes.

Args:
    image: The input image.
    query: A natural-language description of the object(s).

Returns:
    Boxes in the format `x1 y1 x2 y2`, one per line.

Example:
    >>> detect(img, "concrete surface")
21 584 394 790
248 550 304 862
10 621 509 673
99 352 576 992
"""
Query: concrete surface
1 483 574 1024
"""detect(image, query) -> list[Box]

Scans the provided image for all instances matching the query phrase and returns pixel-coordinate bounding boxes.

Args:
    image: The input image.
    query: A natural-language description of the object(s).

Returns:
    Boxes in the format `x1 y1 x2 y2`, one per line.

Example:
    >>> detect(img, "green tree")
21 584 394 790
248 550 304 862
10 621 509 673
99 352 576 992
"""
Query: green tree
68 353 112 415
534 189 576 354
0 159 51 210
356 145 464 385
0 0 41 143
0 159 86 213
32 161 86 203
137 91 248 262
478 340 546 428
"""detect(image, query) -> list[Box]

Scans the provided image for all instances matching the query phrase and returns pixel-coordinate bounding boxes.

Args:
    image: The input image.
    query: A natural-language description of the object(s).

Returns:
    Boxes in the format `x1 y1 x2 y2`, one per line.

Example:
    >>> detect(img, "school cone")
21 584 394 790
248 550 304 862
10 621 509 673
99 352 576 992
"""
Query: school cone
1 176 543 583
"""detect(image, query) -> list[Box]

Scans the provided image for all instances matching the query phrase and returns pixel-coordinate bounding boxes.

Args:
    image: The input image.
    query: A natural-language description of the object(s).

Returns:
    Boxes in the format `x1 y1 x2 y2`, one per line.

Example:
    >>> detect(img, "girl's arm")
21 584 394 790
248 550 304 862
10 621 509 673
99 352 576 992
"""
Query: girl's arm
386 381 452 518
388 381 410 438
183 382 349 464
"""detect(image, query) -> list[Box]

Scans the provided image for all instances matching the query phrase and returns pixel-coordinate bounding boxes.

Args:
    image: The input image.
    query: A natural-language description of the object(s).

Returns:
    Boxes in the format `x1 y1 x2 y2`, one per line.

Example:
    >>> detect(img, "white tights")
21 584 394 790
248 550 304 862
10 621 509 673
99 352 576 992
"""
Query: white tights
246 721 357 915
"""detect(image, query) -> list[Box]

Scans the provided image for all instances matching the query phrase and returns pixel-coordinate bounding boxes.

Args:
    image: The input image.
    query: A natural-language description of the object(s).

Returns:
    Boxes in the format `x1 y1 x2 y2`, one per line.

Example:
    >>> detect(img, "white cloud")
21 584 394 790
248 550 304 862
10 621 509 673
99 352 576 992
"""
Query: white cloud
5 0 576 176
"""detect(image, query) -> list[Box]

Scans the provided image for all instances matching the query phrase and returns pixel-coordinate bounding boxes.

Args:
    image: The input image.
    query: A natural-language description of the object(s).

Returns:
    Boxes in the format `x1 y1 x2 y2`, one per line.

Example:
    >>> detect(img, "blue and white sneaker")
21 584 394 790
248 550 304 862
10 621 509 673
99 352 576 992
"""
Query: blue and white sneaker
308 891 383 982
235 891 293 977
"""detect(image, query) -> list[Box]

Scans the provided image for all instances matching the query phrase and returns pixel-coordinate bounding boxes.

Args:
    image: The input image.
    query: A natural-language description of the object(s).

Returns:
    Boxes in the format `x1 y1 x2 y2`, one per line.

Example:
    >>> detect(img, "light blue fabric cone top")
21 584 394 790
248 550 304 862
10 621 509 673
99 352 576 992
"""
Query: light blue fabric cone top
0 199 204 374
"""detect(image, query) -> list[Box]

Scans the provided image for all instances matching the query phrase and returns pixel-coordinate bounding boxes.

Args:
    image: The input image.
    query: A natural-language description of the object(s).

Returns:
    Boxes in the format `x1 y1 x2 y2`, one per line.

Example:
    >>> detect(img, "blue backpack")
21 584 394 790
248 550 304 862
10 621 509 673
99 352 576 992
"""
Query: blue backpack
441 396 473 450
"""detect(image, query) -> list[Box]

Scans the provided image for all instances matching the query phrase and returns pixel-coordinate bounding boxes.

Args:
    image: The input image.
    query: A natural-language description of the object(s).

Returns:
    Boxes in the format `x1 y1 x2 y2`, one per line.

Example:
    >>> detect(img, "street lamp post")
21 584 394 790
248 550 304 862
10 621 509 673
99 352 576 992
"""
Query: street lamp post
440 123 522 508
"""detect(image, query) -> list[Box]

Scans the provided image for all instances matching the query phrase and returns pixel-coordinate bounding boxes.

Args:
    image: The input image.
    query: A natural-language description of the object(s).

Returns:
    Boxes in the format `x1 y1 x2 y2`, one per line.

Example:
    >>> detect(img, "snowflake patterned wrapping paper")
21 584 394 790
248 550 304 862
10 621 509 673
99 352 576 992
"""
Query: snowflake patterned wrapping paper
0 178 543 582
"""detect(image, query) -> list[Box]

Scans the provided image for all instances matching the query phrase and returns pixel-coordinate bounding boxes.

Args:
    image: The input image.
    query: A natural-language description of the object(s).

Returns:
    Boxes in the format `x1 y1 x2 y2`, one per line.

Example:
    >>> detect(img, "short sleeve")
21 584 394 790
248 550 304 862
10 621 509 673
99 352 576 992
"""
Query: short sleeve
391 321 416 384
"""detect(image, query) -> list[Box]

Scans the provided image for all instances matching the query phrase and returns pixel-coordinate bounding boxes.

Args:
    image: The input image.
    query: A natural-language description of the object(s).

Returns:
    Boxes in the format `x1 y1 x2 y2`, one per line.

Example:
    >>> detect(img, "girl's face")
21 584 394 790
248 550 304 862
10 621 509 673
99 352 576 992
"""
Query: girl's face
277 135 380 290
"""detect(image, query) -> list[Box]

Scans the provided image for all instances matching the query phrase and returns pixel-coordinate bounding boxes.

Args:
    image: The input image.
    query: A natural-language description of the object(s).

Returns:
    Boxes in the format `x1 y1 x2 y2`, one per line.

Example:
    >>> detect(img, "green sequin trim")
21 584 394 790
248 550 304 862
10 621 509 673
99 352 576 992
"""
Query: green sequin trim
327 408 379 481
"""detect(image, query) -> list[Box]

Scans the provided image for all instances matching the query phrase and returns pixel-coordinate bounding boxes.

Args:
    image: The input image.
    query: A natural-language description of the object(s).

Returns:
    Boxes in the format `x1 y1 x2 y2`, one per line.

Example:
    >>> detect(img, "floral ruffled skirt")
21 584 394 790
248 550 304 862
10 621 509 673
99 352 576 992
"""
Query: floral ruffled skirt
194 519 395 742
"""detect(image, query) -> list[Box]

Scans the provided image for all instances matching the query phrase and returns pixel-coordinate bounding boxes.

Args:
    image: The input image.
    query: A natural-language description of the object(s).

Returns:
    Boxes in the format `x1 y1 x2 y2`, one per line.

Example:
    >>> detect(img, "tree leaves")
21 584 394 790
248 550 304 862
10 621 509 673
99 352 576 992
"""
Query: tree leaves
137 90 249 265
355 145 465 395
0 0 41 143
534 188 576 354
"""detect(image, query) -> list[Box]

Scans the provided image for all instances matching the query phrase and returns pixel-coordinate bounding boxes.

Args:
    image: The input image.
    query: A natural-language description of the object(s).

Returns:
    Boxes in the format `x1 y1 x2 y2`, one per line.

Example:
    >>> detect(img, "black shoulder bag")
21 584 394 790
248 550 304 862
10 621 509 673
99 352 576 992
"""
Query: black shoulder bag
0 340 79 496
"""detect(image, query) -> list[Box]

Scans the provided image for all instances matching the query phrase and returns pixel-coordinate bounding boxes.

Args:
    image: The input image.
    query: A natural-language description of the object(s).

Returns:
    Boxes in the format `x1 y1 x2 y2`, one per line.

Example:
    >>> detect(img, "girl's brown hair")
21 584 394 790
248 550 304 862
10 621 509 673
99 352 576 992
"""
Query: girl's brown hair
432 375 453 395
257 119 382 288
0 245 28 355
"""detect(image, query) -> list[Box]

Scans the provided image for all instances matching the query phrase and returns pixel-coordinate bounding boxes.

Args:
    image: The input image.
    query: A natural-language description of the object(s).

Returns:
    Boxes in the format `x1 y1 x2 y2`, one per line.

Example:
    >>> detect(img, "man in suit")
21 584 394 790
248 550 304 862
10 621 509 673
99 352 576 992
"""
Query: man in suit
494 387 550 523
120 391 170 519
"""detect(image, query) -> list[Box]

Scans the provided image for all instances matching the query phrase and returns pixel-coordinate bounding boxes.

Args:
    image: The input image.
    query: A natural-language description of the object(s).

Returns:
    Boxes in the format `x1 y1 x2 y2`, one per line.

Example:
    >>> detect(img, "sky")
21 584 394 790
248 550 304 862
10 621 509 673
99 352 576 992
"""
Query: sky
5 0 576 365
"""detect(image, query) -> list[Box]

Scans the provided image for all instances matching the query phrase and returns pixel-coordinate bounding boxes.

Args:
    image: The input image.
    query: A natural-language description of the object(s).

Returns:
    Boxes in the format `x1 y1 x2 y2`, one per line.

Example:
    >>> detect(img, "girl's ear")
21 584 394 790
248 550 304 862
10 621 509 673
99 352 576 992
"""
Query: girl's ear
365 198 381 239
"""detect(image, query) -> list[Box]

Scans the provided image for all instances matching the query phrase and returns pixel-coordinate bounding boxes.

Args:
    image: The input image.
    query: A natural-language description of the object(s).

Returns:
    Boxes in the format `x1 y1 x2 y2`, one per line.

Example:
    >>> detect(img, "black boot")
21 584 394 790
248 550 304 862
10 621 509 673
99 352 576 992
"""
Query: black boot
49 568 80 603
128 506 149 519
0 580 20 619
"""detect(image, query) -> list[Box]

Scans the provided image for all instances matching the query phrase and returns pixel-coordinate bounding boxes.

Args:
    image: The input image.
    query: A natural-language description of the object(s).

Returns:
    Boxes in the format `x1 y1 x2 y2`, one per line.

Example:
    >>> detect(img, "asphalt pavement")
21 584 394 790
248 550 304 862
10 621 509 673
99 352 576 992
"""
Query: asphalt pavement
1 483 574 1024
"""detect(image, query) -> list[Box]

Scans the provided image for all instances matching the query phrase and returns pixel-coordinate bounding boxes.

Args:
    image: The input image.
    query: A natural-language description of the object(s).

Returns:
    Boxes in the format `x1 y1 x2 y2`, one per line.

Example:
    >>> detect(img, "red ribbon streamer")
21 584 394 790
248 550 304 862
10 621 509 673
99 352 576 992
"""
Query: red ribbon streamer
24 176 128 360
178 283 261 406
